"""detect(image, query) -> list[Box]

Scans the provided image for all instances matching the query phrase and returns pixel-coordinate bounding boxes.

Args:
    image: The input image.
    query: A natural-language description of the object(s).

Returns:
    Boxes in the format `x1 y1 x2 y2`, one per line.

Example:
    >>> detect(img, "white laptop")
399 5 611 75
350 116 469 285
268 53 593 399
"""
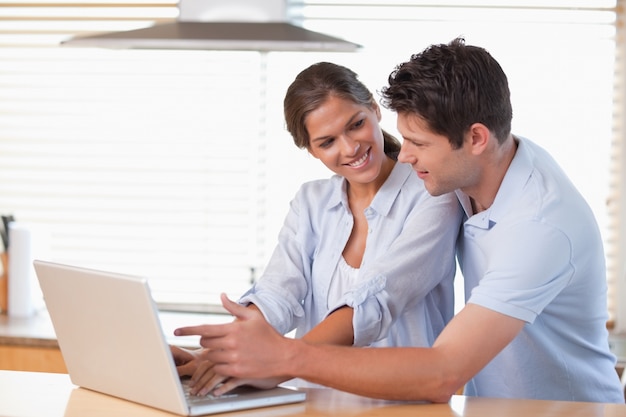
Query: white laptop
33 260 306 416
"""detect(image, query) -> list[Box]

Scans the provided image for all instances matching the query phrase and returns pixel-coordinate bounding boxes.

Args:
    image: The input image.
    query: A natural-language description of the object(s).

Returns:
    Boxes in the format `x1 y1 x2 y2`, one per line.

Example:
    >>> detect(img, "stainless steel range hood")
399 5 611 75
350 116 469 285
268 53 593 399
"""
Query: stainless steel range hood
61 0 361 52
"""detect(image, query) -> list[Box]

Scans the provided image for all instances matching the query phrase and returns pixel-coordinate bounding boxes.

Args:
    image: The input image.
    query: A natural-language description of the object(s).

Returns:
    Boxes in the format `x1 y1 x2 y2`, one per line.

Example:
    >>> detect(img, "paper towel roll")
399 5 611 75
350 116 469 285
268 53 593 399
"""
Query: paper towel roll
8 222 35 318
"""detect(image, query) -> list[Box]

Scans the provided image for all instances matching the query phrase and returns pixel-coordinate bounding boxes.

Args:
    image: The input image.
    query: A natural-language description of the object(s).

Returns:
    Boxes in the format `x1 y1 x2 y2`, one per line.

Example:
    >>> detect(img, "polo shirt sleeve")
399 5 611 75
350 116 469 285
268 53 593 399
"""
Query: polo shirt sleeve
467 220 574 323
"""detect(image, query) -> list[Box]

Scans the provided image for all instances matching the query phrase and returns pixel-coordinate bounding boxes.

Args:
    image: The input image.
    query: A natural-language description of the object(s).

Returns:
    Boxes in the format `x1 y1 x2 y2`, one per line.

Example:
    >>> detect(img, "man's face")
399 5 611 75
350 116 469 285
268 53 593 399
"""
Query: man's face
397 112 475 196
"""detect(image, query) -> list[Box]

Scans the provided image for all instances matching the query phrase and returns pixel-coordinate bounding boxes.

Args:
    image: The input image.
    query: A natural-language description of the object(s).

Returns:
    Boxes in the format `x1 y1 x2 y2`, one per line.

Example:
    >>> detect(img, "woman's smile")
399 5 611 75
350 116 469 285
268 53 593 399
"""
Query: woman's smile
346 148 371 168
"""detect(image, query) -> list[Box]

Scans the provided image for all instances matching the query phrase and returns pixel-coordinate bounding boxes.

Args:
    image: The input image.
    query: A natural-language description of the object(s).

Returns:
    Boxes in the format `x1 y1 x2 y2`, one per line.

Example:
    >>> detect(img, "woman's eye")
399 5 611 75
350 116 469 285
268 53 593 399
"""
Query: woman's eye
352 119 365 130
320 138 334 148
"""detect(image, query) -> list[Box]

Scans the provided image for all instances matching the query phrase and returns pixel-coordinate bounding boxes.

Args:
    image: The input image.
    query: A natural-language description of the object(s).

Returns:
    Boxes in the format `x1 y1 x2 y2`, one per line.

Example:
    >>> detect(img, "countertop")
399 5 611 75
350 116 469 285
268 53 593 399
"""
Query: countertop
2 370 626 417
0 309 232 349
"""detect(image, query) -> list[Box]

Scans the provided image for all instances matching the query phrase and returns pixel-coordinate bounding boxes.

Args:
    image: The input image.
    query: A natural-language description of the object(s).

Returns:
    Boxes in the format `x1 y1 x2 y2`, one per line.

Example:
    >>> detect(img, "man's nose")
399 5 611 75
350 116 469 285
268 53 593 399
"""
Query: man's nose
398 142 412 163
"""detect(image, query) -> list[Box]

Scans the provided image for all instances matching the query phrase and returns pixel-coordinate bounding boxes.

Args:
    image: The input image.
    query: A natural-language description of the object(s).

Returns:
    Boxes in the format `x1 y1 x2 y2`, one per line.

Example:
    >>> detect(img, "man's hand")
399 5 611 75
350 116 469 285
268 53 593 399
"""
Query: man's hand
175 293 294 382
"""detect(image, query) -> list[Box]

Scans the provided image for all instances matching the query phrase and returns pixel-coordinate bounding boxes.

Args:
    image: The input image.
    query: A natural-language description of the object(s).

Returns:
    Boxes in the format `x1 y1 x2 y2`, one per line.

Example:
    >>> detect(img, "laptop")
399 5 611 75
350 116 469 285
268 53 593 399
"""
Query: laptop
33 260 306 416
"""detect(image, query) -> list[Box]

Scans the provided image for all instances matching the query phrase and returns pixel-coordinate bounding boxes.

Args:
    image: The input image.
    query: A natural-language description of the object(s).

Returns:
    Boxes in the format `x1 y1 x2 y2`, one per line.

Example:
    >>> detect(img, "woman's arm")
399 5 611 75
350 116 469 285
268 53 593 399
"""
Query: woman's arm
300 306 354 345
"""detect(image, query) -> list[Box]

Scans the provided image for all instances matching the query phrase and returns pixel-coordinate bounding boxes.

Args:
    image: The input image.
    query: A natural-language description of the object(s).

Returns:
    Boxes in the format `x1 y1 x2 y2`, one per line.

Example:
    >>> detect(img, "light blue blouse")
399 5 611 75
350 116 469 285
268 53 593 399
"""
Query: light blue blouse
239 162 462 348
457 136 624 403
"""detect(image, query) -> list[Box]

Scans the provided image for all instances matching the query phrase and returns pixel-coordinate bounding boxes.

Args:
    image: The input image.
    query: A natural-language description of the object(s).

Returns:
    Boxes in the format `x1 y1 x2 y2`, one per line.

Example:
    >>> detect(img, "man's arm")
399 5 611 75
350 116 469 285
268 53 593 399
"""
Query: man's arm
291 303 524 401
176 295 524 401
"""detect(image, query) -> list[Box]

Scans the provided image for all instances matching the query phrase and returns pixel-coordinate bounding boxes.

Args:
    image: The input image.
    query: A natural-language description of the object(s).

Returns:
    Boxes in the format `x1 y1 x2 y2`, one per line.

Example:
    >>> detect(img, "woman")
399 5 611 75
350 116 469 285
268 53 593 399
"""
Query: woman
174 62 462 395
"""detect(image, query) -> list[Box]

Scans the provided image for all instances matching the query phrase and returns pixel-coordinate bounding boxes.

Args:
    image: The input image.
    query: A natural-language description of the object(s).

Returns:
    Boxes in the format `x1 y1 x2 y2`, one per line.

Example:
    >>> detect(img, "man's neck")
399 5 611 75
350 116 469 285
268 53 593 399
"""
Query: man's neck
467 135 518 214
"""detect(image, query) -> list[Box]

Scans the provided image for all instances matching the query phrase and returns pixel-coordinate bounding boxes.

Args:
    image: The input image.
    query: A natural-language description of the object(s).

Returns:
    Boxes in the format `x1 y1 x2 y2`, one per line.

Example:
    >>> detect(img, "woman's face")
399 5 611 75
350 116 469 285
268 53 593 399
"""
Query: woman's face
306 95 386 184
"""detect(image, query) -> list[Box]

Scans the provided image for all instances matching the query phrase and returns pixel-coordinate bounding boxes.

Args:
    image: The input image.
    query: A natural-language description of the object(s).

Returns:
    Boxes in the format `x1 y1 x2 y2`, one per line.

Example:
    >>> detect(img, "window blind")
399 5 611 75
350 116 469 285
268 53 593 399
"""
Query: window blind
0 1 278 310
0 2 620 322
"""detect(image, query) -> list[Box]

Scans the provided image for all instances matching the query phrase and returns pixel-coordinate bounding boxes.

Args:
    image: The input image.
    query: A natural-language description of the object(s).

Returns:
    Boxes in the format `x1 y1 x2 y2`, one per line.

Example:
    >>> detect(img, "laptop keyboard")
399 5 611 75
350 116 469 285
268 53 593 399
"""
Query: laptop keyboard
181 380 240 404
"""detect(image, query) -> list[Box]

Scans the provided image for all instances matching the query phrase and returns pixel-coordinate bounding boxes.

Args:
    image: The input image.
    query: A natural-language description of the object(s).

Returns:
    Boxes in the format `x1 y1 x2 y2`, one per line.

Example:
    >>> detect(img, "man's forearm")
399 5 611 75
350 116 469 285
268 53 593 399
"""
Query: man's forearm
285 340 459 402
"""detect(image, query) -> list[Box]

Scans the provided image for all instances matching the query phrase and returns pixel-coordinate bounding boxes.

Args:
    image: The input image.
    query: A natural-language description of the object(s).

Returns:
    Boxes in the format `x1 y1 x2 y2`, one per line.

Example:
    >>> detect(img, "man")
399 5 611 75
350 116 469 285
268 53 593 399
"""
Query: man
175 38 624 403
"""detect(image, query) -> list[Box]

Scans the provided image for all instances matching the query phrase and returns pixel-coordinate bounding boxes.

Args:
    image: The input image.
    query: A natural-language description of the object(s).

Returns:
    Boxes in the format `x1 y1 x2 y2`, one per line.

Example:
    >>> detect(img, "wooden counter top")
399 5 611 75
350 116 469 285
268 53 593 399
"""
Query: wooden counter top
1 370 625 417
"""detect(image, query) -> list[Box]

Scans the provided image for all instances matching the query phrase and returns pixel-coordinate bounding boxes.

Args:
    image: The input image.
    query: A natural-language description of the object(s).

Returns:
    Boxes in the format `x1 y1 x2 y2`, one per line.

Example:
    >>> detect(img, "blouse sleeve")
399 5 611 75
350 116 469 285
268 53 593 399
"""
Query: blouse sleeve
238 183 318 335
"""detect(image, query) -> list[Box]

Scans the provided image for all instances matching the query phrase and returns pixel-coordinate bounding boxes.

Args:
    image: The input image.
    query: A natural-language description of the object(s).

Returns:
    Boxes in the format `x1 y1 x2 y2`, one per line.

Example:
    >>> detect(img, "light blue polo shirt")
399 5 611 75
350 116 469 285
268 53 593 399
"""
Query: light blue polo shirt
456 136 624 403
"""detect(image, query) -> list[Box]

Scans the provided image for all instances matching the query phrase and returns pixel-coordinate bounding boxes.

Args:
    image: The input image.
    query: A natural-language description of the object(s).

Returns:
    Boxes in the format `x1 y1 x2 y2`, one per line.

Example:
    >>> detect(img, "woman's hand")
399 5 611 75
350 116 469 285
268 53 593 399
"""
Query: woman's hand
170 345 210 377
211 376 289 396
185 356 224 395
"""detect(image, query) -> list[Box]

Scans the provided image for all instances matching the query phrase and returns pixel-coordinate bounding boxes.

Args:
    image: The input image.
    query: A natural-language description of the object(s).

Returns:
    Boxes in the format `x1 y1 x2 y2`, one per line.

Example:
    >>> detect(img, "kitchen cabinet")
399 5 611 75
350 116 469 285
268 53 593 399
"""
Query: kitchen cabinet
0 345 66 373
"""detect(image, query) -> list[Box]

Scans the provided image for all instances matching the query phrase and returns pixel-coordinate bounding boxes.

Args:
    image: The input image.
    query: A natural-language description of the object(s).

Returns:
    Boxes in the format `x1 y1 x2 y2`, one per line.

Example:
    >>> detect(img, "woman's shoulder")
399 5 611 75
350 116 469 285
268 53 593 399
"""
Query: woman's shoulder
391 163 458 206
297 174 342 192
294 174 343 202
391 162 429 195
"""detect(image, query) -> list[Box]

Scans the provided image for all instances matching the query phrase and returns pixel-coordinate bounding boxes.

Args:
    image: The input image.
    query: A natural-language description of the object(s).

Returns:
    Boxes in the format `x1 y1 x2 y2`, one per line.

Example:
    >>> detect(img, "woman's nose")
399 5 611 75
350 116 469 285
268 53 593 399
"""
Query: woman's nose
342 137 360 156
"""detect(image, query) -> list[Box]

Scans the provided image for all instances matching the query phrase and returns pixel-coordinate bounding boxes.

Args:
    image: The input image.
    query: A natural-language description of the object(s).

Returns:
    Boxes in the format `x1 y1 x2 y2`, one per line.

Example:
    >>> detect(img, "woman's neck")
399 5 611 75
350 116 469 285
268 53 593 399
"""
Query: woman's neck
347 157 396 202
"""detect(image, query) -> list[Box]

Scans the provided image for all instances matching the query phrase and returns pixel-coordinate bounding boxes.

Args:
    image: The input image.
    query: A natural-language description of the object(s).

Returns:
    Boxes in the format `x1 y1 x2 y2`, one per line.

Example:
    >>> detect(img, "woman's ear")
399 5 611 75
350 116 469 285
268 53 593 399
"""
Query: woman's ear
373 102 382 121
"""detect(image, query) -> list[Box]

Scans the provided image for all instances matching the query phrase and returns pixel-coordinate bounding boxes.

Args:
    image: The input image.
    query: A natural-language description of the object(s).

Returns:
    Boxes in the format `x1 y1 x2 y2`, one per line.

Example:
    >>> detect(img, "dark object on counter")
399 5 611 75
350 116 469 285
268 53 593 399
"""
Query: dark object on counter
0 215 15 251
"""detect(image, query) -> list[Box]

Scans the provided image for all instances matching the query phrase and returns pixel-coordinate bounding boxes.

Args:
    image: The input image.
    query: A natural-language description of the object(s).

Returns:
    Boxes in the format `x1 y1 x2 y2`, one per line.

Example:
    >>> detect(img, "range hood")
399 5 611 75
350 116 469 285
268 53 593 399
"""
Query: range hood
61 0 361 52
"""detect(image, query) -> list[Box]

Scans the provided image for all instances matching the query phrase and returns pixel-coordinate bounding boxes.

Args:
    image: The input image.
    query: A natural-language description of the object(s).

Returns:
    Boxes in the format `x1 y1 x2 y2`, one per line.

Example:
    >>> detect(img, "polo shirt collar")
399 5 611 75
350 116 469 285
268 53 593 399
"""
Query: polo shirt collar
457 136 534 230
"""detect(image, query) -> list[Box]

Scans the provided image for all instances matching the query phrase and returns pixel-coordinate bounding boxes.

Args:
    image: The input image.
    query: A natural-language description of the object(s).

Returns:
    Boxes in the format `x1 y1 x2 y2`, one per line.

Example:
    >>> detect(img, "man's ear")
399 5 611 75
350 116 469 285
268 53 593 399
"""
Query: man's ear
467 123 490 156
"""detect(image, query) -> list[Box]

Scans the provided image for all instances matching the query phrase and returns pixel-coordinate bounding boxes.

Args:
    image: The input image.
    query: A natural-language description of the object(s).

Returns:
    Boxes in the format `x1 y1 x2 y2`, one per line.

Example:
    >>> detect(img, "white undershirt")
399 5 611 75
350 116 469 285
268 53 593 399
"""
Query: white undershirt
327 256 360 307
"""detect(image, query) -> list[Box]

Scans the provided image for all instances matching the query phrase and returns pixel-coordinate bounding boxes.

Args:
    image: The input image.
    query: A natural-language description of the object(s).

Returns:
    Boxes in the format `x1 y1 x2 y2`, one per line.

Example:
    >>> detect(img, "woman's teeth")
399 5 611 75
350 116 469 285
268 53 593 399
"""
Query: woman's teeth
349 150 369 167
